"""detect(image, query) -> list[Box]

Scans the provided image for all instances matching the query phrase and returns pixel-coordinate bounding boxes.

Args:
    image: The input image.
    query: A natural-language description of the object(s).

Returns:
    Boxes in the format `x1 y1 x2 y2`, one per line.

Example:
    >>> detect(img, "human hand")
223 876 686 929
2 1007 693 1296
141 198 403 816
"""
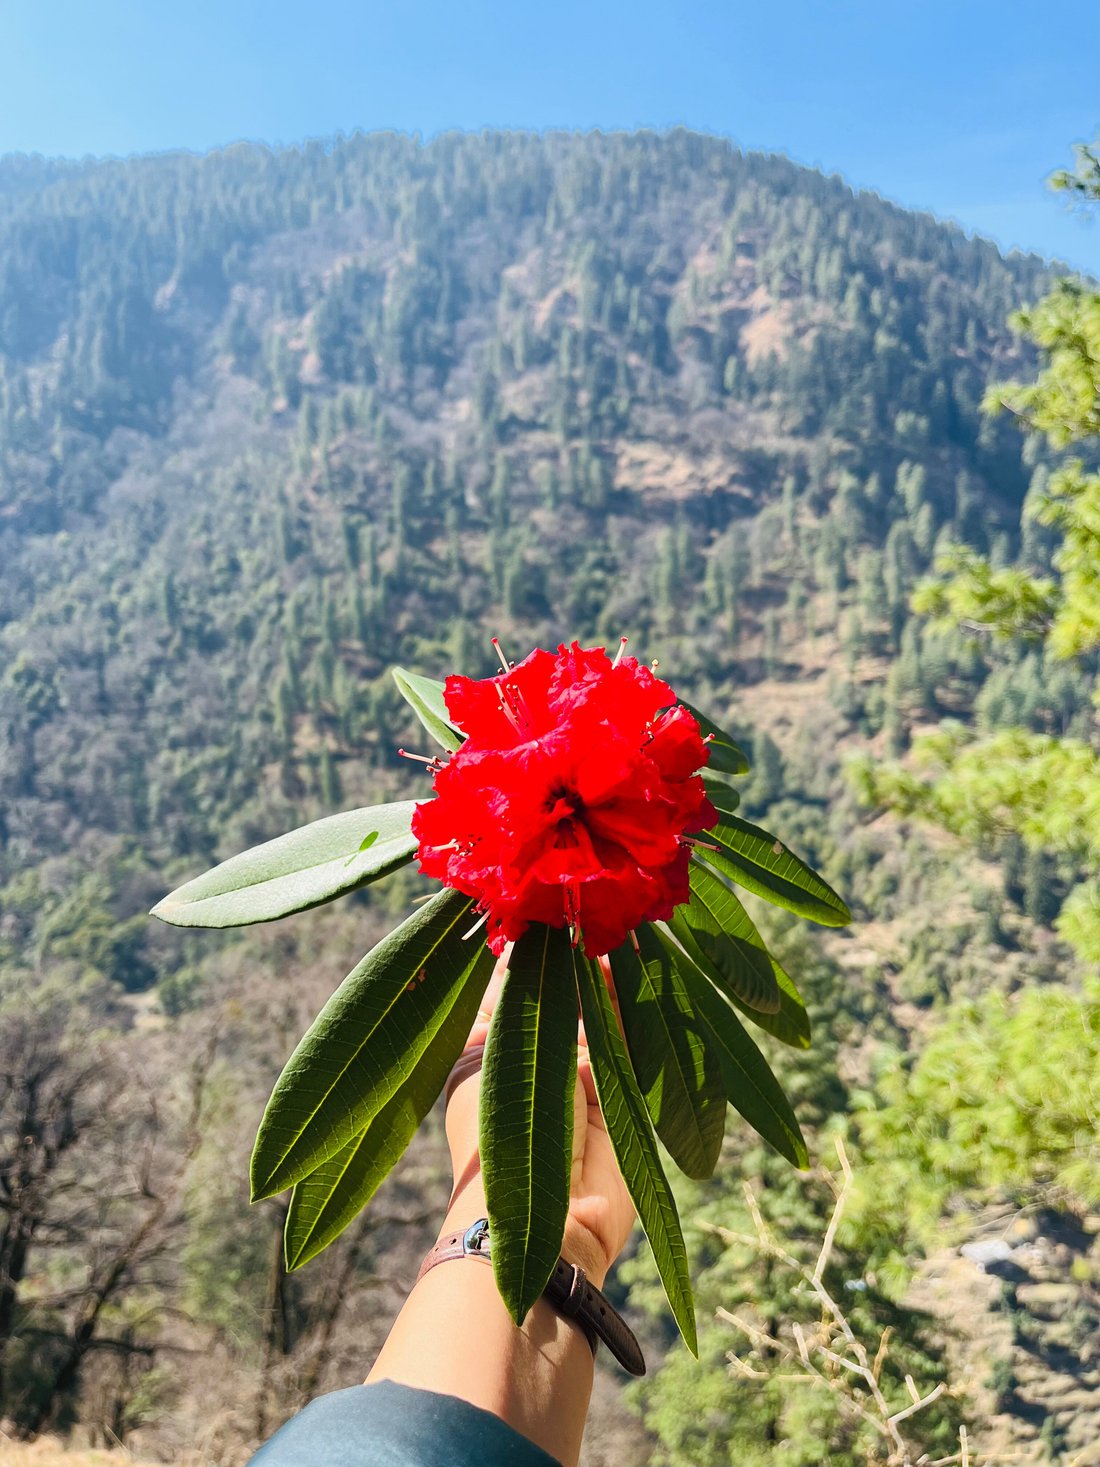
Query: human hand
443 949 636 1289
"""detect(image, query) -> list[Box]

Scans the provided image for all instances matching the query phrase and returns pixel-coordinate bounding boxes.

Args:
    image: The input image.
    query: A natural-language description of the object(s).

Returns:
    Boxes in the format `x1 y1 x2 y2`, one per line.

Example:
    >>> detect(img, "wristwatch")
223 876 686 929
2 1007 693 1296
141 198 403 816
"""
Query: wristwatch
415 1218 646 1376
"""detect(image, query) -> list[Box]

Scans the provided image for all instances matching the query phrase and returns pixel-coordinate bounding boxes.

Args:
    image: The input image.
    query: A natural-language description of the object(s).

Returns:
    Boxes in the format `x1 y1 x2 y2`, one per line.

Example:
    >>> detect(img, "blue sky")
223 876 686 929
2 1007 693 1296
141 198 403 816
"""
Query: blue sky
3 0 1098 274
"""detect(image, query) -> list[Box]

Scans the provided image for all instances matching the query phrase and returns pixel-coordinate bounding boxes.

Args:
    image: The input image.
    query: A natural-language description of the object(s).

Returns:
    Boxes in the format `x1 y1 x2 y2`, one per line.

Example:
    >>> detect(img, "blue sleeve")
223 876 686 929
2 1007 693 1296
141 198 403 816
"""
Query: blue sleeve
248 1380 563 1467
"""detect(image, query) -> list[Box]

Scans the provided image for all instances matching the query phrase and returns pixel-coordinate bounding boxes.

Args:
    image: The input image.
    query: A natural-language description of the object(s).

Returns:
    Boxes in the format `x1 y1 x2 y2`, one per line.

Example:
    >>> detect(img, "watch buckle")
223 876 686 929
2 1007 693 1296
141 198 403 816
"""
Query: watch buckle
462 1218 491 1257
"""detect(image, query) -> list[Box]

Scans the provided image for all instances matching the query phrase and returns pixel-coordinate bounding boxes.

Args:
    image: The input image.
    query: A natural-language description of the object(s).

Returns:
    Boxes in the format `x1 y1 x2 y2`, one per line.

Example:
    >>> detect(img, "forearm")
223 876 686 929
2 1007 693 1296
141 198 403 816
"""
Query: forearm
366 1172 599 1467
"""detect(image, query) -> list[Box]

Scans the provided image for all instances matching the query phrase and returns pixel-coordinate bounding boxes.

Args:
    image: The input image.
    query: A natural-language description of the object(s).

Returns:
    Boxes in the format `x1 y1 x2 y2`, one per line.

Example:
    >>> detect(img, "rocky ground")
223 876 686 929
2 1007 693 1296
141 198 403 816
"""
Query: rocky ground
910 1206 1100 1465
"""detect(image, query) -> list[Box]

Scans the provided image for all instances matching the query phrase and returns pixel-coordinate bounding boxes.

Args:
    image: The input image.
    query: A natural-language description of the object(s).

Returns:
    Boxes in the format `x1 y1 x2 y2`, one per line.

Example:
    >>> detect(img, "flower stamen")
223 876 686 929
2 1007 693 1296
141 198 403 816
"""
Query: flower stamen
564 881 583 948
681 836 721 852
462 909 490 941
491 636 511 672
495 669 536 739
642 707 677 748
496 682 525 735
612 636 628 668
398 748 447 774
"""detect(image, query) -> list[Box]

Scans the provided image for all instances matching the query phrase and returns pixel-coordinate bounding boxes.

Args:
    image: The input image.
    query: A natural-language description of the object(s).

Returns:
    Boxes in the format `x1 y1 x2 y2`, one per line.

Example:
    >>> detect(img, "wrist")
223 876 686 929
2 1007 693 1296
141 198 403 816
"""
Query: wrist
415 1212 645 1377
443 1176 612 1291
374 1221 598 1467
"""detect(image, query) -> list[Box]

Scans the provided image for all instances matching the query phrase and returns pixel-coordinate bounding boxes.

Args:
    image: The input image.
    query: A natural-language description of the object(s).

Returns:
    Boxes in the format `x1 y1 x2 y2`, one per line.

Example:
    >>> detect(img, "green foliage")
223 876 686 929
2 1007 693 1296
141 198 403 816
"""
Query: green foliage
392 667 465 752
858 984 1100 1228
251 888 493 1197
1031 455 1100 661
0 128 1086 1449
865 137 1100 960
674 948 808 1168
682 703 750 775
911 544 1058 642
860 725 1100 855
1051 139 1100 201
576 948 698 1355
987 278 1100 449
858 723 1100 956
669 862 783 1016
669 865 813 1050
285 951 489 1268
698 812 851 927
628 934 959 1467
481 925 577 1324
152 800 418 927
610 927 726 1182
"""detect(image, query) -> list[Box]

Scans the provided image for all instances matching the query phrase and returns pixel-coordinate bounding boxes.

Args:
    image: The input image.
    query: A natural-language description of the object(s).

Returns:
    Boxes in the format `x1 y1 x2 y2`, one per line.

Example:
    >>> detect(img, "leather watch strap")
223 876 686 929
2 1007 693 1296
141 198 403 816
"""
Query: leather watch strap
415 1219 646 1377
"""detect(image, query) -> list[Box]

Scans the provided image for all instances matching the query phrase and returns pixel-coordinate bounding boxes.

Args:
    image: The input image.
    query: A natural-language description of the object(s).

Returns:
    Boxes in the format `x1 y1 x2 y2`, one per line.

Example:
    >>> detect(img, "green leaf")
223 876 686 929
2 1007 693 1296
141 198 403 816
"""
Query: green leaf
392 667 464 753
668 861 780 1014
481 925 577 1324
284 956 490 1269
150 801 418 928
682 701 750 776
702 776 741 815
657 922 811 1051
251 888 494 1199
672 948 808 1167
698 817 850 927
610 929 725 1181
575 950 698 1356
738 964 812 1049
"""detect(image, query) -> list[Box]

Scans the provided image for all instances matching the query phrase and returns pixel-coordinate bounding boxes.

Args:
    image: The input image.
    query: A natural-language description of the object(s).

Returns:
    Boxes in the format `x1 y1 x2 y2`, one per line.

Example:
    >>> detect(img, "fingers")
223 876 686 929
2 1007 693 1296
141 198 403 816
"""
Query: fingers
445 942 628 1110
576 1032 598 1110
478 946 510 1018
465 945 510 1049
443 944 510 1104
443 1043 486 1104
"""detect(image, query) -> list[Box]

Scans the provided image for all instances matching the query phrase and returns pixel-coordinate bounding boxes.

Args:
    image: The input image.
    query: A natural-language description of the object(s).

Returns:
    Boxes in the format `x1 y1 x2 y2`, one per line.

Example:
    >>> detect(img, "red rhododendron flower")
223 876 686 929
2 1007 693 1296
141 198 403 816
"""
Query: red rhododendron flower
412 641 718 958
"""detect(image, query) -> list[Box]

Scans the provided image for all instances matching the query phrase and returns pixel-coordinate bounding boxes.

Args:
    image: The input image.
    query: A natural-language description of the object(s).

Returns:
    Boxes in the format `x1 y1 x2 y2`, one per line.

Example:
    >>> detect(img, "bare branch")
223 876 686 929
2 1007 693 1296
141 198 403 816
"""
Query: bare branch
703 1140 1014 1466
812 1133 852 1286
890 1383 947 1427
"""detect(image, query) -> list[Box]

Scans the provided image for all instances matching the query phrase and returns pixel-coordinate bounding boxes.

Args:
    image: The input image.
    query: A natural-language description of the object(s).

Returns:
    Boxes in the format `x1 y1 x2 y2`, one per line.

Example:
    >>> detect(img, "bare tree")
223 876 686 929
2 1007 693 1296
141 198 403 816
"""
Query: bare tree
0 989 210 1438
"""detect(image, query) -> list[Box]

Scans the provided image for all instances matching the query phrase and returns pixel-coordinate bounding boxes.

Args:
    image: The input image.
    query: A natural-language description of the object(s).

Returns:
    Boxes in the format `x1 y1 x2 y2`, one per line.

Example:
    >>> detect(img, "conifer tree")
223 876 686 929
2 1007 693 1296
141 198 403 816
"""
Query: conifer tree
865 138 1100 958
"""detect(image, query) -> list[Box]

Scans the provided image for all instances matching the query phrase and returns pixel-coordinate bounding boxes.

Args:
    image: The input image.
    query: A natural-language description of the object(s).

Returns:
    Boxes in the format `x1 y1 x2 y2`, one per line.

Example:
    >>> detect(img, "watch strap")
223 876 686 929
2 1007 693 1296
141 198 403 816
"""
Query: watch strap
415 1219 646 1377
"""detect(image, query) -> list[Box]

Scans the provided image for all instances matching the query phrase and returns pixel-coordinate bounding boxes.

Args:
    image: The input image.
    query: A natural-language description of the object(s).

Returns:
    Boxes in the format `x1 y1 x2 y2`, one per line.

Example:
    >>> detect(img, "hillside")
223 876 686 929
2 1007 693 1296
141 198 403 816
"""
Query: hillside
0 131 1053 904
1 130 1096 1463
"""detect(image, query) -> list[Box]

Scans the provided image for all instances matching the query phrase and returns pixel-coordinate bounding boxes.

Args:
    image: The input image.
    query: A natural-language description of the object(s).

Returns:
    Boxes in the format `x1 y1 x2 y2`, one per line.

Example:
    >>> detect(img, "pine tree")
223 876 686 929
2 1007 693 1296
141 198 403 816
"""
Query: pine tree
870 137 1100 960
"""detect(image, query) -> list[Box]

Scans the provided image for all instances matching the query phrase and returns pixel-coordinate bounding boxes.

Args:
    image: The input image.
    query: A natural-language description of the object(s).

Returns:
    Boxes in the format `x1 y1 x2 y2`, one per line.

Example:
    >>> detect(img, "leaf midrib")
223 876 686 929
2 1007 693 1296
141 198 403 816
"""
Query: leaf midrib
674 874 779 1013
288 1134 363 1266
633 954 711 1161
577 955 695 1349
521 926 551 1302
163 827 417 907
262 895 471 1183
680 957 805 1163
703 818 847 918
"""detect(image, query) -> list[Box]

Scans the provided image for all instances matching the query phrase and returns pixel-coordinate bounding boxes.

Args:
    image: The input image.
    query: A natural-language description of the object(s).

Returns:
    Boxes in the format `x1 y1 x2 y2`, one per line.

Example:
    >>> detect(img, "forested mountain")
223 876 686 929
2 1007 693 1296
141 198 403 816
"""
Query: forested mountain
1 130 1096 1464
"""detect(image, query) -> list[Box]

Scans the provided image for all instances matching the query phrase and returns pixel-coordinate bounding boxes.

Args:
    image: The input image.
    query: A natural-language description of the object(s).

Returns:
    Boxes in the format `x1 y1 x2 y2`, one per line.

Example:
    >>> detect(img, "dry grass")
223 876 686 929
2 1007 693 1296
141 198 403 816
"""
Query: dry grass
0 1439 159 1467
